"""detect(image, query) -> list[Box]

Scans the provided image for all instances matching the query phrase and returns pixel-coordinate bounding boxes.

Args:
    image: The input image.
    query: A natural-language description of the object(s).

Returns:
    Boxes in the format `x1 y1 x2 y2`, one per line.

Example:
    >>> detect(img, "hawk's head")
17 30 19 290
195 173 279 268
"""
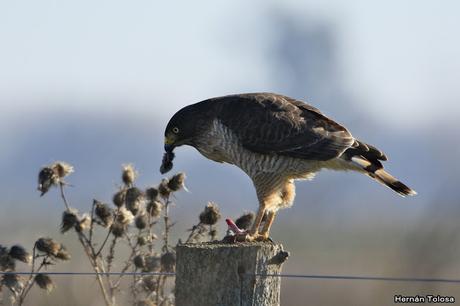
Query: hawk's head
164 104 203 153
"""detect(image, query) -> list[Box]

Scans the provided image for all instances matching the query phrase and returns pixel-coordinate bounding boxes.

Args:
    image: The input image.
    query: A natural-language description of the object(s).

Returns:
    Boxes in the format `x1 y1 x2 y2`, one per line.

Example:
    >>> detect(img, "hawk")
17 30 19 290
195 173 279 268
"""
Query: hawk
162 93 416 241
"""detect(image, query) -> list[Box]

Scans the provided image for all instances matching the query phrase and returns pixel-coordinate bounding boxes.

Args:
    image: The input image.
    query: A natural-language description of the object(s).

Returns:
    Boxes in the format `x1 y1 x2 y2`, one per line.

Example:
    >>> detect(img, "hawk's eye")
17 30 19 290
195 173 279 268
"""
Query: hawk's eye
172 127 180 134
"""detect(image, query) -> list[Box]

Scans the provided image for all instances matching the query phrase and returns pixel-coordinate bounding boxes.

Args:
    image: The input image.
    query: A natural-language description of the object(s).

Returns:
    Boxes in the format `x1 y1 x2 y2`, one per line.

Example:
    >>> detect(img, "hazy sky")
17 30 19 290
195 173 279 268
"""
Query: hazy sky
0 0 459 126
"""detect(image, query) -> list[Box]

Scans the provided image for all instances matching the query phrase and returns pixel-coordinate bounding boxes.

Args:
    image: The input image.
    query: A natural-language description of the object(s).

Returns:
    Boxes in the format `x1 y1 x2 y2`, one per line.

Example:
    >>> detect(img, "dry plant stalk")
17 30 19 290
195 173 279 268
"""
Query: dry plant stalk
35 162 204 306
2 161 229 306
0 238 70 306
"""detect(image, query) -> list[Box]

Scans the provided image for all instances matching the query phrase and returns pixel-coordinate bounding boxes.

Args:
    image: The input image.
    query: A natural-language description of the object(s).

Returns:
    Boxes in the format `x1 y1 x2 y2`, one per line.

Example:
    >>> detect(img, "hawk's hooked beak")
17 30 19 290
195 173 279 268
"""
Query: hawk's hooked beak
164 136 176 152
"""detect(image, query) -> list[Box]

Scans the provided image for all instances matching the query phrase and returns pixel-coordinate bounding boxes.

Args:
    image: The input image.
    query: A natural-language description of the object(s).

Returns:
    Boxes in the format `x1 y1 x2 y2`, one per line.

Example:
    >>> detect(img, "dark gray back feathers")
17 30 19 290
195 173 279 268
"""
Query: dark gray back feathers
199 93 355 161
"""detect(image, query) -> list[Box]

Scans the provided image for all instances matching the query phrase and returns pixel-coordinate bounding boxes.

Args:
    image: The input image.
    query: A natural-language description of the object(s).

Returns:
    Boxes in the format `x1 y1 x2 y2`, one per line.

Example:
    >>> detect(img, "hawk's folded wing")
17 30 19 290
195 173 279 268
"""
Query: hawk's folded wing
215 93 355 161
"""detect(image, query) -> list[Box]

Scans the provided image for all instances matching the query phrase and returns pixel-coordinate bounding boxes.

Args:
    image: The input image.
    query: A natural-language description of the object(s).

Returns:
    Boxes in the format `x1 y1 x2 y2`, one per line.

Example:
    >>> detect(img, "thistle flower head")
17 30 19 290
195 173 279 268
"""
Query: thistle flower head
161 252 176 272
135 300 156 306
35 238 60 257
122 164 137 187
55 246 71 261
51 161 74 178
167 172 186 192
146 200 162 218
112 189 126 208
37 167 59 196
135 213 148 230
37 162 73 196
1 274 23 294
235 212 255 231
35 238 70 260
158 179 171 198
133 254 145 269
125 187 145 215
145 187 159 201
141 276 156 291
111 222 126 237
61 210 79 233
9 245 31 264
94 200 114 227
0 245 15 271
199 202 221 226
76 213 91 232
34 274 55 293
116 207 134 225
137 236 148 246
143 255 160 272
0 245 7 257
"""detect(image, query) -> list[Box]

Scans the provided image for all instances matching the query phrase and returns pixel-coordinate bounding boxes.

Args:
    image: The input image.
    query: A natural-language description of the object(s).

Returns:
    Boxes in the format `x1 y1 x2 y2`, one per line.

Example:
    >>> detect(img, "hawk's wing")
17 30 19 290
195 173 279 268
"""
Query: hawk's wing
215 93 355 161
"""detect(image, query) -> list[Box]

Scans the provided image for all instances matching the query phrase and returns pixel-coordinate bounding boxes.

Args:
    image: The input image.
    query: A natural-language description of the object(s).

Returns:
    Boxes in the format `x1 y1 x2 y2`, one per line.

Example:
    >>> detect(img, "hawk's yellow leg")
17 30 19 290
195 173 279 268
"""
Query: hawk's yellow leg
259 211 276 239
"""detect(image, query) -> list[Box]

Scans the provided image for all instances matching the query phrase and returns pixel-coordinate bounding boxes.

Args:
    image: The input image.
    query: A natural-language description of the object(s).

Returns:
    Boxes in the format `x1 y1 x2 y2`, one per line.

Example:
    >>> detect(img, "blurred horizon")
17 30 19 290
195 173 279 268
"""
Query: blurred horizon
1 1 460 305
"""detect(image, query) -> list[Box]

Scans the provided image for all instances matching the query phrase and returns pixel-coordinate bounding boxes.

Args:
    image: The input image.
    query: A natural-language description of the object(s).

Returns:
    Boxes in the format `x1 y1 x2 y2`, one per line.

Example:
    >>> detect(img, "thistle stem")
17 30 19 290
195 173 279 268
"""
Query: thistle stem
58 183 112 306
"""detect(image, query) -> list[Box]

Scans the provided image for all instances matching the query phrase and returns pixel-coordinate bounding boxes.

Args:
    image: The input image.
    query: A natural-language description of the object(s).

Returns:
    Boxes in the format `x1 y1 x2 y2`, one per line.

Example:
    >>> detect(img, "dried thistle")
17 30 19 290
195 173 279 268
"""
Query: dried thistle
54 246 71 261
111 222 126 237
116 207 134 225
35 238 70 261
9 245 31 264
145 187 159 201
61 210 79 233
1 273 23 294
133 254 145 269
34 274 55 293
0 244 8 257
160 252 176 272
167 173 186 192
135 213 148 230
125 187 145 215
94 200 114 227
135 300 156 306
158 179 171 198
111 207 134 237
37 167 59 196
235 212 255 231
143 255 160 272
122 164 137 186
141 276 156 291
146 200 162 218
76 213 91 232
51 161 74 178
35 238 60 257
112 189 126 208
0 245 15 271
199 202 221 226
137 236 148 246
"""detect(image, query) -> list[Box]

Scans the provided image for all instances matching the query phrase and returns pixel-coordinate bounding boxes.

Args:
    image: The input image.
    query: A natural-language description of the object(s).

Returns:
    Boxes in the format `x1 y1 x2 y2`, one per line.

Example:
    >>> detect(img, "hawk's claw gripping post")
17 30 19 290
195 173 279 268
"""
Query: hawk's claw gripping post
225 218 273 242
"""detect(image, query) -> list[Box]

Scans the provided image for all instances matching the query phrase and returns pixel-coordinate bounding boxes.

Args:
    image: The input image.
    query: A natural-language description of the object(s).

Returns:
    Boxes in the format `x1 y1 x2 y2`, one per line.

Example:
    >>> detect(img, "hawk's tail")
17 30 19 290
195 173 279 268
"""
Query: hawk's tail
342 140 417 197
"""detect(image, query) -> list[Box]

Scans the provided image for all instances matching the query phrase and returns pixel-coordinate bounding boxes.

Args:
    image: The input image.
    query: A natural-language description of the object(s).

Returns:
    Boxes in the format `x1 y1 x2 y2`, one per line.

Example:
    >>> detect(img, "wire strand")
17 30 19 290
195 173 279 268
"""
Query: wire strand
2 271 460 284
252 273 460 284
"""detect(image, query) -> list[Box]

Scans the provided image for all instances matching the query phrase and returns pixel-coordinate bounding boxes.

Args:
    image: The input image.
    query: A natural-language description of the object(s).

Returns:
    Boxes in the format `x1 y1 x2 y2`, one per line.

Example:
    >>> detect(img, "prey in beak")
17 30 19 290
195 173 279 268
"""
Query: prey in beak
160 136 176 174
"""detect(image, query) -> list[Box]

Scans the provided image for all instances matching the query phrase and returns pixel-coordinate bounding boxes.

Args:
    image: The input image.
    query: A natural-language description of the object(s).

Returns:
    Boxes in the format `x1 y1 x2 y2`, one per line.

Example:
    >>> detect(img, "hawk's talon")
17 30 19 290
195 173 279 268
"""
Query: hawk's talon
233 233 273 243
254 233 274 242
235 232 253 242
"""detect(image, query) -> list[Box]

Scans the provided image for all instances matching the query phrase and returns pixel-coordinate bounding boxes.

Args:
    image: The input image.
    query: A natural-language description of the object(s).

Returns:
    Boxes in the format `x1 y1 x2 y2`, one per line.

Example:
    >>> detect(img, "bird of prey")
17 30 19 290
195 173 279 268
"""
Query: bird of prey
162 93 416 241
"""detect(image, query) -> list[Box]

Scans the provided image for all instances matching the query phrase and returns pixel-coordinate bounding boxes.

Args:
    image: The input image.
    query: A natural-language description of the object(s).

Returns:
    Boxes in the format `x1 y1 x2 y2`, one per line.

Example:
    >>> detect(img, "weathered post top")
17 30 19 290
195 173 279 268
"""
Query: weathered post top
176 242 288 306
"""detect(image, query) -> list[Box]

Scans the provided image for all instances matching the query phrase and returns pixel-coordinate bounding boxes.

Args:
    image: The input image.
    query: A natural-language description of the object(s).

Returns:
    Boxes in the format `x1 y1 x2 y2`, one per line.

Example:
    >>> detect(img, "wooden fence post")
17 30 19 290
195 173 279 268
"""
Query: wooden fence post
175 242 289 306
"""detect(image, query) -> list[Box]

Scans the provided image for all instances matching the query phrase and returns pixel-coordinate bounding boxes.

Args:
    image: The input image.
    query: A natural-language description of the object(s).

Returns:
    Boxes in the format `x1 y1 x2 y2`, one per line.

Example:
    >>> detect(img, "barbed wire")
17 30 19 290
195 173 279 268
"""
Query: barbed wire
1 271 460 284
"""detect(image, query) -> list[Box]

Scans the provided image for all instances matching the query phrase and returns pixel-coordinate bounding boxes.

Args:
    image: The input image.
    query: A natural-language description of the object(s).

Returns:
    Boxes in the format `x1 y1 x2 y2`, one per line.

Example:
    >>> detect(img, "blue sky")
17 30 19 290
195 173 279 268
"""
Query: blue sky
1 0 459 125
0 0 458 226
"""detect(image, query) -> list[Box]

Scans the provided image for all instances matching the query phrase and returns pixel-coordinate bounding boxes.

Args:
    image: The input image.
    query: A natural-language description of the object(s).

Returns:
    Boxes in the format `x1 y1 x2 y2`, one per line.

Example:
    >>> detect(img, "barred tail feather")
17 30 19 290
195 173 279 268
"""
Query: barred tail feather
349 155 417 197
372 168 417 197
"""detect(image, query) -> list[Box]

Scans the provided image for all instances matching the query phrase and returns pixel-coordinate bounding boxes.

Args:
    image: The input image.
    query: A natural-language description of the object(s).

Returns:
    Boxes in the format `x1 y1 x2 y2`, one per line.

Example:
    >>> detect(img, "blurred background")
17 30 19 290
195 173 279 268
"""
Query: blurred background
1 0 460 305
